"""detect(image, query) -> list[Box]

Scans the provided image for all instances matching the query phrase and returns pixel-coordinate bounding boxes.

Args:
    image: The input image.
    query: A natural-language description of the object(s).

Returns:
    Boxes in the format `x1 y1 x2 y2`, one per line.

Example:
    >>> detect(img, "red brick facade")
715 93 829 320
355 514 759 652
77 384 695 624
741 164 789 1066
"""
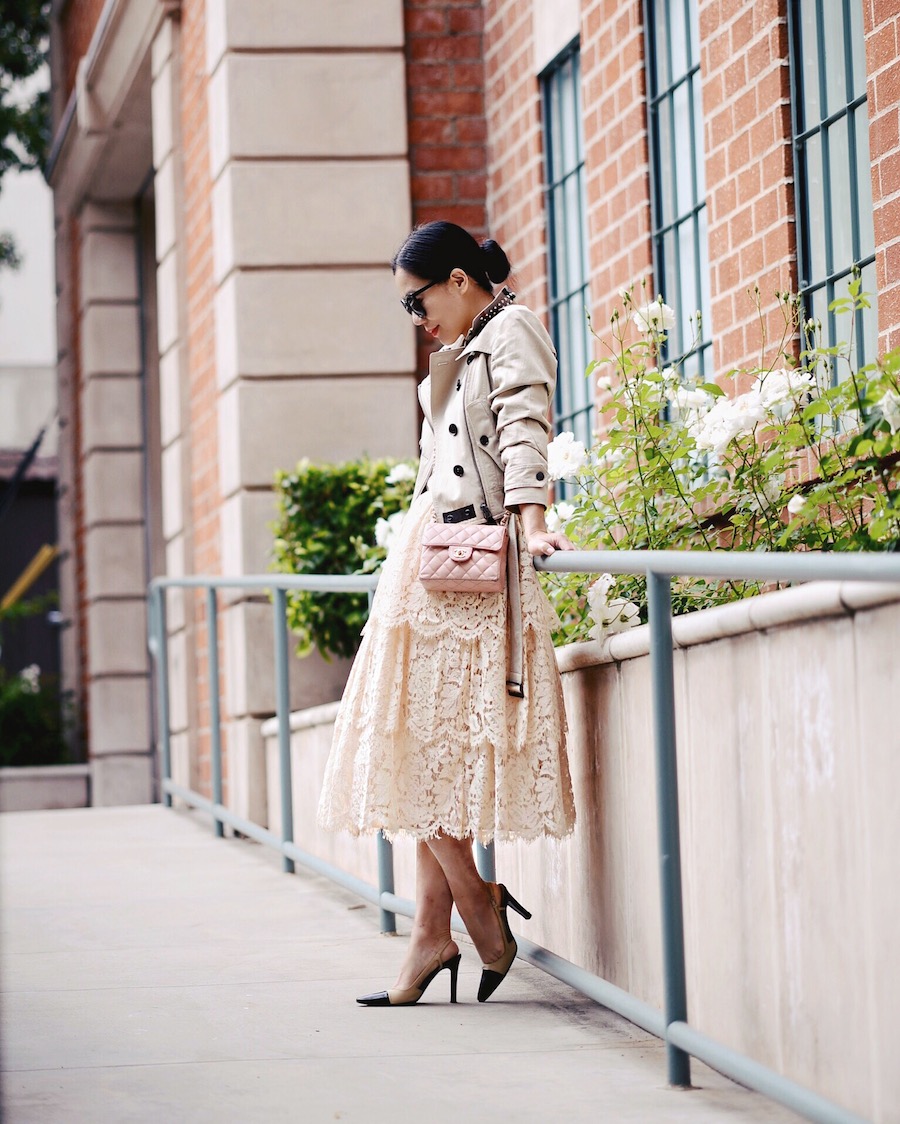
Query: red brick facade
403 0 489 374
458 1 900 378
59 0 107 101
865 0 900 351
483 0 550 311
581 1 652 335
180 0 222 793
700 0 797 373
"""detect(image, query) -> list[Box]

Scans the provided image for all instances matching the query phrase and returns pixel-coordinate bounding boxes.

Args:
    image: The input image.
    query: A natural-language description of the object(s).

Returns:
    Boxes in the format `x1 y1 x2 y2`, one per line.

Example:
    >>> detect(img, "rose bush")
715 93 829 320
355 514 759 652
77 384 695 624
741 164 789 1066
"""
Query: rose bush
542 278 900 644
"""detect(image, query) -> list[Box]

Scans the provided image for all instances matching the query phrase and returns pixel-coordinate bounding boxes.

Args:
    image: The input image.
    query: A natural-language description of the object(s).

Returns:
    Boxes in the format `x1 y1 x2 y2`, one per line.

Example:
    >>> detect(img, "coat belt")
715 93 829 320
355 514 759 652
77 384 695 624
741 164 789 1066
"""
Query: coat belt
505 513 524 699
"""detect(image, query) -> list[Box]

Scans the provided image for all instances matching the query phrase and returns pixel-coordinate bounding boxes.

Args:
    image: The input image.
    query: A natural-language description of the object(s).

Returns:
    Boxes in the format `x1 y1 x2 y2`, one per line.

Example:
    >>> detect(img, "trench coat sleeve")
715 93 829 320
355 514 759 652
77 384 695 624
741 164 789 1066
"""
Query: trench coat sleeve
486 306 556 509
412 413 434 500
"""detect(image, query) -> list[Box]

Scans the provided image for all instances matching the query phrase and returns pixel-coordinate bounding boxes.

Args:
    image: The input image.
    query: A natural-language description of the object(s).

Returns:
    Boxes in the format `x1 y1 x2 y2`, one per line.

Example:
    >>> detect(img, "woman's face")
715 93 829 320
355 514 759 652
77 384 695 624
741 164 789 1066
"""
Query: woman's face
394 267 476 347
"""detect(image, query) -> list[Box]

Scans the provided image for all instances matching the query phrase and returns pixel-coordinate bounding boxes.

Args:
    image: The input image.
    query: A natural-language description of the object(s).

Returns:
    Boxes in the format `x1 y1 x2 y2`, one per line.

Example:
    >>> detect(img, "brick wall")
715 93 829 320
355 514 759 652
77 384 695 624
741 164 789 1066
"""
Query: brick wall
865 0 900 352
180 0 222 795
404 0 488 373
59 0 107 102
700 0 797 377
483 0 547 312
581 0 652 339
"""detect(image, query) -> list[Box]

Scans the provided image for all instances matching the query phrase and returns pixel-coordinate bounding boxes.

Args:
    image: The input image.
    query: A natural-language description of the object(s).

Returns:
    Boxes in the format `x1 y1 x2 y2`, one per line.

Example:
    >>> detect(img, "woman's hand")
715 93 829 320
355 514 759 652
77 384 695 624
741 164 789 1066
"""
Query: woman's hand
525 530 575 557
518 503 576 557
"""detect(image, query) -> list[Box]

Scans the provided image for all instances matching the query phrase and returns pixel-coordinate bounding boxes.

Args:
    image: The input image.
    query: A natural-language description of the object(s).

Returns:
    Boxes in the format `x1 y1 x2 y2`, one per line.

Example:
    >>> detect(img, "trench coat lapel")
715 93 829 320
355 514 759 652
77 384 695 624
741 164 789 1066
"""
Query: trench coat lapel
428 346 465 423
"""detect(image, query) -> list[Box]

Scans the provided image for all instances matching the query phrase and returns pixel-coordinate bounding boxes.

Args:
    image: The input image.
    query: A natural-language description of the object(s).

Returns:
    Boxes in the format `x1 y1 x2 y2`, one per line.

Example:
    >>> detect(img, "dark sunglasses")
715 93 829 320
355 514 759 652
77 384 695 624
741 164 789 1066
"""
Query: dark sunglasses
400 279 441 318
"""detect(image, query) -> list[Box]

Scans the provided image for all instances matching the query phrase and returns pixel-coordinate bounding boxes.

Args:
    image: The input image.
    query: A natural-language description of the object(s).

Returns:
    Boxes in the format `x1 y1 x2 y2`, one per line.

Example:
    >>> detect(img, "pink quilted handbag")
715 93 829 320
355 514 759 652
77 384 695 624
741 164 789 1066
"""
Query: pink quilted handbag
418 520 509 593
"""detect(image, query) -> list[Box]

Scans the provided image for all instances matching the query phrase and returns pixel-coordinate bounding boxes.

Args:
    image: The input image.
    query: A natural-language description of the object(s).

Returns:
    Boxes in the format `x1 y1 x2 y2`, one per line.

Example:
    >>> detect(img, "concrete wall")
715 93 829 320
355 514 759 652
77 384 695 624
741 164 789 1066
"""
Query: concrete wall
262 583 900 1123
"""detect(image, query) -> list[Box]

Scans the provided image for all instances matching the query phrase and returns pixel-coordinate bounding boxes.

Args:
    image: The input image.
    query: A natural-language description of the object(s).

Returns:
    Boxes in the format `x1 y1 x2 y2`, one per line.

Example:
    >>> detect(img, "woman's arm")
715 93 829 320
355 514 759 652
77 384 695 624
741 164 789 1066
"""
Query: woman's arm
518 502 574 557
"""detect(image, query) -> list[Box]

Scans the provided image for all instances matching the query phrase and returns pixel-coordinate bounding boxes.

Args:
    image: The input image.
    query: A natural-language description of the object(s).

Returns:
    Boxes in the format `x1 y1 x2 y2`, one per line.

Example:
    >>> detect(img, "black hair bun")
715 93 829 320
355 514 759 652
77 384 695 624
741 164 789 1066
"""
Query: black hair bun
481 238 511 284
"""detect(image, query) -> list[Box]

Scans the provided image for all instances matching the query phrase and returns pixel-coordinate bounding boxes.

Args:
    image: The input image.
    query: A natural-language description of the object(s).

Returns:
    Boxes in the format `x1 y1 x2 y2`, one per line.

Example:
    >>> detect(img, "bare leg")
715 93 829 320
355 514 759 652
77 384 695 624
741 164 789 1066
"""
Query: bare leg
425 834 505 965
393 840 459 990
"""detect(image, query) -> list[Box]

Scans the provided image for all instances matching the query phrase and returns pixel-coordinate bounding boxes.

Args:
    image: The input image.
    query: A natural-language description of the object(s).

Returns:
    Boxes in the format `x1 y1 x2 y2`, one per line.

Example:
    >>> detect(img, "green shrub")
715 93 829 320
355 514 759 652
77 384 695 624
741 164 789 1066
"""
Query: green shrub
0 666 74 768
272 457 417 660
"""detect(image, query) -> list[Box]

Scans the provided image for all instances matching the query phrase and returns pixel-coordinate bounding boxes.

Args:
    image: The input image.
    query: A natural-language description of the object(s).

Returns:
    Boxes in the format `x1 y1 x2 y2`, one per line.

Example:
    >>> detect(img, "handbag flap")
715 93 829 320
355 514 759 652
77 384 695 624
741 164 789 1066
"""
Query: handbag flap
421 522 507 553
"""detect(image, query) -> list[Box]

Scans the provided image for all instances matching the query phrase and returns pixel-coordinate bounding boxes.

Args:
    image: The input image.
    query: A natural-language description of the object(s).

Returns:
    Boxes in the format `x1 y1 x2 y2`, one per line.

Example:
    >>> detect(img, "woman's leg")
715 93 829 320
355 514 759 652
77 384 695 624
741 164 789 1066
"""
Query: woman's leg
425 834 505 965
392 840 458 990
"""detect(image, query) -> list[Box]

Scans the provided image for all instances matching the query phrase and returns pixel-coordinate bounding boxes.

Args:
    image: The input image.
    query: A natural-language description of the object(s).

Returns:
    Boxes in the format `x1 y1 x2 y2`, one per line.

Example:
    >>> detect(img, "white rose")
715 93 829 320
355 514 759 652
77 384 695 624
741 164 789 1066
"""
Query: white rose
19 664 40 693
547 431 588 481
754 367 816 411
545 501 576 533
787 494 805 516
587 588 640 640
586 573 615 613
744 474 785 513
385 462 416 485
374 510 405 553
596 374 614 391
879 389 900 434
689 390 764 454
632 299 676 334
668 385 713 412
604 598 641 634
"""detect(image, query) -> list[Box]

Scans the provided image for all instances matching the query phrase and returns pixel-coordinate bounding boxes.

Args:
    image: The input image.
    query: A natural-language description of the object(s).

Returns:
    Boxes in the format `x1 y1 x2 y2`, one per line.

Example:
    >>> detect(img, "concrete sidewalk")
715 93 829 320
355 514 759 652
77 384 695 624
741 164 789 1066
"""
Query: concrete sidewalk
0 805 797 1123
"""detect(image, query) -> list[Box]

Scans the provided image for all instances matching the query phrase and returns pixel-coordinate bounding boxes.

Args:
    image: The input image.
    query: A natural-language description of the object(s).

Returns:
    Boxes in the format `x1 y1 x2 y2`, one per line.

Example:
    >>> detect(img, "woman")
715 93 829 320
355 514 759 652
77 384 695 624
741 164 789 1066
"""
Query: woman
318 221 576 1005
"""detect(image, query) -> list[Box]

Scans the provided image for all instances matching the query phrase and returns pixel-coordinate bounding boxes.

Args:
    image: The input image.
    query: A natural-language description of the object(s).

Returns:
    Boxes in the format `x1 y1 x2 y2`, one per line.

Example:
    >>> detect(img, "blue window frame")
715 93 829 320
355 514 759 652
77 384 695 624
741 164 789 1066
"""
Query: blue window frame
541 41 593 462
645 0 712 378
788 0 877 373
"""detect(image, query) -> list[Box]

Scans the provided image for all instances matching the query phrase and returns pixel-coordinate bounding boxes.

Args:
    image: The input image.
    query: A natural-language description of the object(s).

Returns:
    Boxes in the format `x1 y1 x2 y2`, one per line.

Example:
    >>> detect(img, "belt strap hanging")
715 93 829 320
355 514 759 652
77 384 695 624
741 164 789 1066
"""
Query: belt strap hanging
505 514 524 698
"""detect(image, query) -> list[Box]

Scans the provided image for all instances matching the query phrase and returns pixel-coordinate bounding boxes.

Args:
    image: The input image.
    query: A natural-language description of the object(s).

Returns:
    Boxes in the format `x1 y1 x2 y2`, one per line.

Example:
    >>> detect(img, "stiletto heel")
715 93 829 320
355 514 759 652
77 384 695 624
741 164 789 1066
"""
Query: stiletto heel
357 941 461 1007
504 889 531 920
477 883 531 1003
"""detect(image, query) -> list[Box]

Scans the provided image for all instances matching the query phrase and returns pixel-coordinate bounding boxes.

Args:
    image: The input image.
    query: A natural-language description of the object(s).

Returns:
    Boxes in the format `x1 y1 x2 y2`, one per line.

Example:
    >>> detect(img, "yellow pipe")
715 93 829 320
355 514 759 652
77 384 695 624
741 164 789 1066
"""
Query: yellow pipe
1 544 59 611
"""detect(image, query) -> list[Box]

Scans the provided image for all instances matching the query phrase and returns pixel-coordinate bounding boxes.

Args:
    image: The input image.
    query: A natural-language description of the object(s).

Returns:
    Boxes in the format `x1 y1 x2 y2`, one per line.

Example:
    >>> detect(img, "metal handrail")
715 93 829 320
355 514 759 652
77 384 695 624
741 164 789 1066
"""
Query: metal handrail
148 551 898 1124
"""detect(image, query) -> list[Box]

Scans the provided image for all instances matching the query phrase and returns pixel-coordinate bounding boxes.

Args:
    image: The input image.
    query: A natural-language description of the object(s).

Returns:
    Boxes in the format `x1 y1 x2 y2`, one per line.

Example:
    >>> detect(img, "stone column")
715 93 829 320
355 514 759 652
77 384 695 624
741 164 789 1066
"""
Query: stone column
150 15 199 800
78 202 154 804
204 0 418 825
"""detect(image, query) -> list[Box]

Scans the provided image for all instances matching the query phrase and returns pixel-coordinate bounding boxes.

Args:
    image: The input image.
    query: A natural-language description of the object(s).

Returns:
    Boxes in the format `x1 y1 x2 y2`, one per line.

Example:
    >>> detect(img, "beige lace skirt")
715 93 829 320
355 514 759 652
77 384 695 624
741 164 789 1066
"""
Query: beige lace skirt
316 491 576 844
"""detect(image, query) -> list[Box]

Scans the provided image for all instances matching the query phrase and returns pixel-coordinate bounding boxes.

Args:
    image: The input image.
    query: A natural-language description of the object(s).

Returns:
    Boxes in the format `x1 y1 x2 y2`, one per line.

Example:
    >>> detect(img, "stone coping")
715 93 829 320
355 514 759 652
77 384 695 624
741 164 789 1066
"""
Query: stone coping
556 579 900 674
260 700 341 738
260 580 900 731
0 764 90 780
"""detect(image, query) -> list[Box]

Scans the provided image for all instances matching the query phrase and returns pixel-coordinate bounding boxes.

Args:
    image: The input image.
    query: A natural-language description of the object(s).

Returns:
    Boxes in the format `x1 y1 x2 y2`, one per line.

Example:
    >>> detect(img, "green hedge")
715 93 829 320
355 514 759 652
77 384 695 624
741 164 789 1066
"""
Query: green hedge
272 457 416 660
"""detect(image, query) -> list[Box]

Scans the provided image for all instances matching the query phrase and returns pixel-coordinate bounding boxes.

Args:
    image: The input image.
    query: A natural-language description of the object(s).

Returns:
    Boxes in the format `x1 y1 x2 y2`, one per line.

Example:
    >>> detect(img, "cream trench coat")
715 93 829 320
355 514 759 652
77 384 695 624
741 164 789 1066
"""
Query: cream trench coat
411 303 556 521
410 301 557 698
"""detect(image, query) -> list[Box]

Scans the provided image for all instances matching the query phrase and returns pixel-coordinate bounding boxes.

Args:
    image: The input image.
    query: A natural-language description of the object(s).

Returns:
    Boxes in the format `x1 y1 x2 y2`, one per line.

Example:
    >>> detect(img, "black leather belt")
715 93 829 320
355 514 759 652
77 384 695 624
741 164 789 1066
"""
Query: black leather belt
441 504 476 524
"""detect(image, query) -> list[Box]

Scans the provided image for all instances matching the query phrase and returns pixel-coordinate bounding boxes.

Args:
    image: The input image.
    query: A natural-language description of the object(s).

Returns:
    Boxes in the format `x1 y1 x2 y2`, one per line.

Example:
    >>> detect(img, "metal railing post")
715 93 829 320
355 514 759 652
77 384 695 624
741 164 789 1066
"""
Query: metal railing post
376 832 397 933
647 570 691 1088
475 841 496 883
273 588 295 874
207 587 224 838
154 585 173 808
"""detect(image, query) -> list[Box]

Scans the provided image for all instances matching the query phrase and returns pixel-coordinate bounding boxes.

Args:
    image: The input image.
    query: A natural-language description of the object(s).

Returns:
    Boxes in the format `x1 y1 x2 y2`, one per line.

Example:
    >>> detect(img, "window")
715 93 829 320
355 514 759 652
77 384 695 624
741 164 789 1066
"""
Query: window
645 0 712 378
789 0 877 372
541 41 592 463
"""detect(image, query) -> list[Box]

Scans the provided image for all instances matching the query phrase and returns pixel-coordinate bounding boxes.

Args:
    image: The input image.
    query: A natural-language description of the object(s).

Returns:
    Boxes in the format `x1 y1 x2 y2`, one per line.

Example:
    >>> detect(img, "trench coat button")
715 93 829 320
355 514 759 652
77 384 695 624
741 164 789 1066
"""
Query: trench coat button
453 464 464 476
456 379 461 390
479 435 489 446
449 424 458 435
536 471 545 480
466 353 477 364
